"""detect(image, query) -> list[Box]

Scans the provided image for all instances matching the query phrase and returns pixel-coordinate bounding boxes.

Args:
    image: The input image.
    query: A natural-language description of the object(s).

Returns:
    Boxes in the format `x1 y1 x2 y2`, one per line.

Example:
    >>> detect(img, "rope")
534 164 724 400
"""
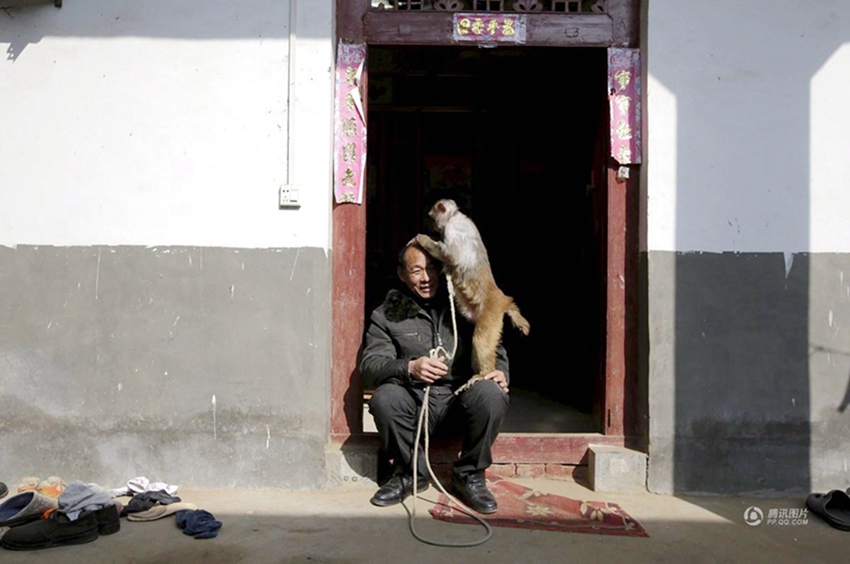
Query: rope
446 273 459 362
408 273 493 547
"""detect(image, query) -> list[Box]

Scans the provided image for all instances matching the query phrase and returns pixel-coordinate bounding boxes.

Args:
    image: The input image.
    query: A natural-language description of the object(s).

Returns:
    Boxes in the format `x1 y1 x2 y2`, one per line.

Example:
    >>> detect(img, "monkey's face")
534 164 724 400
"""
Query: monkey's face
428 199 458 232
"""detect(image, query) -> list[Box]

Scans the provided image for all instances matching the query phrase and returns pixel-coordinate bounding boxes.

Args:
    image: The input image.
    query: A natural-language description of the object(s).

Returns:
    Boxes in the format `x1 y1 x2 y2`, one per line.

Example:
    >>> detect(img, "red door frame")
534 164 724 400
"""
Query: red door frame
331 1 640 465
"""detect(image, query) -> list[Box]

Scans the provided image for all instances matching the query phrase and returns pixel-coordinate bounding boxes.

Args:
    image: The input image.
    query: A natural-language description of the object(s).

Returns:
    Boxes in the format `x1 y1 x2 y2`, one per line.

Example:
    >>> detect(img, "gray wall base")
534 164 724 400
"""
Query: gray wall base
0 245 331 489
324 442 379 491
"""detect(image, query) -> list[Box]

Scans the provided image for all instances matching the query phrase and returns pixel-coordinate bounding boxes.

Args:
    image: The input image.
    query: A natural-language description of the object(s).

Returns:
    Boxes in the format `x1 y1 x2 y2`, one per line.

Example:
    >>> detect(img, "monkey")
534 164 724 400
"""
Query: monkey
415 199 530 392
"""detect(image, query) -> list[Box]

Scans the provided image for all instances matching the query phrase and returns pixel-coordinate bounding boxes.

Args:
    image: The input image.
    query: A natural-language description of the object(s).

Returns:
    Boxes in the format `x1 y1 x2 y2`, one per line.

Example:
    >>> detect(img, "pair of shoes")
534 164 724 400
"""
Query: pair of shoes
36 477 66 500
0 510 99 550
807 490 850 531
370 474 429 507
451 472 498 515
15 477 66 500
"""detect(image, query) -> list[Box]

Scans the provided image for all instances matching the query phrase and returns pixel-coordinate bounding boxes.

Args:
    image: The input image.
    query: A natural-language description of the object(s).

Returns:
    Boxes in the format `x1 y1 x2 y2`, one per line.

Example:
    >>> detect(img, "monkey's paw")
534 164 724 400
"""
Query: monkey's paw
414 233 434 247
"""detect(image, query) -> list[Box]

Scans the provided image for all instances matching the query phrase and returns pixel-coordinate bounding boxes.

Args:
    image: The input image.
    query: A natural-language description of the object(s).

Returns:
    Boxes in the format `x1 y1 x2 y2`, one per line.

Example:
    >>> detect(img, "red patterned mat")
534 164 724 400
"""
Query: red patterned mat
429 473 649 537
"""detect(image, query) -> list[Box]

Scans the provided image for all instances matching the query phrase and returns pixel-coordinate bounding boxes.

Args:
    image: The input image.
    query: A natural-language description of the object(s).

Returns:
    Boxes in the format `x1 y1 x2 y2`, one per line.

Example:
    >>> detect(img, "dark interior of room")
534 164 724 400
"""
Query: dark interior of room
365 45 608 432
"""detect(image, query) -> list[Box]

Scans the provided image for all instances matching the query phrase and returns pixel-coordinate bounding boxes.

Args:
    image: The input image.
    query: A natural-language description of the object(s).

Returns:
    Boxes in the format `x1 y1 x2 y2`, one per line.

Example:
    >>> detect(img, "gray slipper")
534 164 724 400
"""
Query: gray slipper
127 502 198 522
0 491 59 529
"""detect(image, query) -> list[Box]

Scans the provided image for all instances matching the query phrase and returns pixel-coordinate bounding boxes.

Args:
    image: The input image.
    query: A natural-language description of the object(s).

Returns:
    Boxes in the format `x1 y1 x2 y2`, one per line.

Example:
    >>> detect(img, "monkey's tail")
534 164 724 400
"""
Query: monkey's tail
505 301 530 336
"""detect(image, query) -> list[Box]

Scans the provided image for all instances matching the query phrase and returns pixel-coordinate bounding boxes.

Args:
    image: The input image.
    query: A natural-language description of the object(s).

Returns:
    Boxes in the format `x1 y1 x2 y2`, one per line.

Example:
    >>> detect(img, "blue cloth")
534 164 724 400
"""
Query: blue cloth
175 509 222 539
59 482 115 521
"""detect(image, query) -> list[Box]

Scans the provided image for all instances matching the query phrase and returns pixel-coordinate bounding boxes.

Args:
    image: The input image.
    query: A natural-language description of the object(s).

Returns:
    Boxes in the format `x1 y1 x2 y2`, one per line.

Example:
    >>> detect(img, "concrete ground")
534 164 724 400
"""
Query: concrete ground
0 478 845 563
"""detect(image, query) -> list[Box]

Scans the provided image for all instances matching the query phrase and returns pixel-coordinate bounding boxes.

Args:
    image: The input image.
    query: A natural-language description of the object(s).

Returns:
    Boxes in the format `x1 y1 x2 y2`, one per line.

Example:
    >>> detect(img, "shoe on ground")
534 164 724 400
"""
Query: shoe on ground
806 490 850 531
16 477 40 494
0 510 99 550
0 482 7 500
93 504 121 535
36 477 66 500
451 472 498 515
370 474 428 507
0 491 59 529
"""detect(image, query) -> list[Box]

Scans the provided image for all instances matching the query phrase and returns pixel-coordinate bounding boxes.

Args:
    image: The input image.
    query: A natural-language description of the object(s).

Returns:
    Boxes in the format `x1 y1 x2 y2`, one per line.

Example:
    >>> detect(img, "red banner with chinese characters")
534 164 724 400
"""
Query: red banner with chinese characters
334 41 367 204
452 13 527 44
608 48 642 165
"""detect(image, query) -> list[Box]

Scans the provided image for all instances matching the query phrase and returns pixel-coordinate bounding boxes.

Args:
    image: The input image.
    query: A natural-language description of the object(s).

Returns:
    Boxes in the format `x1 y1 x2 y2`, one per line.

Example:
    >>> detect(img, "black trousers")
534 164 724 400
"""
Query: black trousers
368 380 509 480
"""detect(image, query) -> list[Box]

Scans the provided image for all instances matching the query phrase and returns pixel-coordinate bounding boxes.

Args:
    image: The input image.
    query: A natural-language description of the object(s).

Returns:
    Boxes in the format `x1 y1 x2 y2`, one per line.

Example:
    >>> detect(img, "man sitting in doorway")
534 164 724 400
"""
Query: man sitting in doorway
359 240 510 514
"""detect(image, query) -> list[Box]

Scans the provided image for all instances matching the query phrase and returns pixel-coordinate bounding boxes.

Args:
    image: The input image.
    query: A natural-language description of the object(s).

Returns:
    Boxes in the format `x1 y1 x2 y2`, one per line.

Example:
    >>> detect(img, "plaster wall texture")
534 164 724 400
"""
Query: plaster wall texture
0 1 336 488
0 0 334 250
646 0 850 494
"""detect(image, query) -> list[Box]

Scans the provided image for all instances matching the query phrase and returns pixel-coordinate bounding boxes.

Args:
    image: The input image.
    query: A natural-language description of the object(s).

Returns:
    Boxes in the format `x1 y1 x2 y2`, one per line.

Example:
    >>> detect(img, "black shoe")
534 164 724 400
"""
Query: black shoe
0 510 99 550
93 504 121 536
452 472 498 514
369 474 429 507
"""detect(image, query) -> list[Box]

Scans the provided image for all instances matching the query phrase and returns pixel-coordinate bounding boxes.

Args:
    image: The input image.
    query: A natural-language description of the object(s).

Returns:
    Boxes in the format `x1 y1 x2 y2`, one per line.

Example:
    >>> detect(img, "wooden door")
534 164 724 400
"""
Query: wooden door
332 0 641 470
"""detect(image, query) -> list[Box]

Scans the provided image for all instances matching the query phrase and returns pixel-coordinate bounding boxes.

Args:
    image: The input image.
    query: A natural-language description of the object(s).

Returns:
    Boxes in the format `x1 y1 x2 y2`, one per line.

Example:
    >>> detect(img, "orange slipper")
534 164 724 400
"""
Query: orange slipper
17 477 40 494
37 477 67 500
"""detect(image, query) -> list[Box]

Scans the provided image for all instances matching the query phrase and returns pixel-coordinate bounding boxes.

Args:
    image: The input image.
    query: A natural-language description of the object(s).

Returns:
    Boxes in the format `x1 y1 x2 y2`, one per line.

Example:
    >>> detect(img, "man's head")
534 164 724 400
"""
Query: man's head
398 242 440 301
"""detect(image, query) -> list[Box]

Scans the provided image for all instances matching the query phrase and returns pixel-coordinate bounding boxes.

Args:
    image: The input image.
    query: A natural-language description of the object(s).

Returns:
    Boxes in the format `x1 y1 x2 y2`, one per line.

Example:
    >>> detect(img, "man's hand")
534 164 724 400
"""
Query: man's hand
409 356 447 384
484 370 509 394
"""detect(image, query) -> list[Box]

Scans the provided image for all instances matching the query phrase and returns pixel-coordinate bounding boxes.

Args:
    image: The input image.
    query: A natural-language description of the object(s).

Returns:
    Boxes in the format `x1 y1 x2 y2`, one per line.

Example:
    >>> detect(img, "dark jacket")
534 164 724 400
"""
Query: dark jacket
359 287 509 391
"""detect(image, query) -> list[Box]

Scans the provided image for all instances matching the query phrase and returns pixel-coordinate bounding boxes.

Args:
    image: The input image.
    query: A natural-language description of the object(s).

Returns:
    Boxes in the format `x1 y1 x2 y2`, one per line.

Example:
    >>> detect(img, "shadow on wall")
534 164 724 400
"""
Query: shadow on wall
0 0 324 61
650 2 850 494
840 360 850 412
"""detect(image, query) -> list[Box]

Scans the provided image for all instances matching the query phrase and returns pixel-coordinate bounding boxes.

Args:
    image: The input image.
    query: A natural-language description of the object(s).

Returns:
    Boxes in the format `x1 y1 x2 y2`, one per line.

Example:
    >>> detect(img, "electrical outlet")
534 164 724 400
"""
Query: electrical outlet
279 185 300 208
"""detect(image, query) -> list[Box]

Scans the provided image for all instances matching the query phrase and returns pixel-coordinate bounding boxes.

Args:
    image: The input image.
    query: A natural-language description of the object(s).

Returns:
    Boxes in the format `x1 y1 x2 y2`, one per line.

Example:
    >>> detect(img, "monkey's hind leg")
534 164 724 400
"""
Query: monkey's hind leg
456 297 508 396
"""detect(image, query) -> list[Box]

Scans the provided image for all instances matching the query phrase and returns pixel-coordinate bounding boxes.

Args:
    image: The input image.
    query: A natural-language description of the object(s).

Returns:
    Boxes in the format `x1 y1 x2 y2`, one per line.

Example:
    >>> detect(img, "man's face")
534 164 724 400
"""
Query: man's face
399 246 440 301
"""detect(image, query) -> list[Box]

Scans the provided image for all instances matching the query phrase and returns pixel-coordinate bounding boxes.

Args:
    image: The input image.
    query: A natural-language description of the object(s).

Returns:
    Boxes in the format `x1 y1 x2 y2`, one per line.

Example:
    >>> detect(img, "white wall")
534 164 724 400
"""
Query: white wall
0 0 334 249
647 0 850 253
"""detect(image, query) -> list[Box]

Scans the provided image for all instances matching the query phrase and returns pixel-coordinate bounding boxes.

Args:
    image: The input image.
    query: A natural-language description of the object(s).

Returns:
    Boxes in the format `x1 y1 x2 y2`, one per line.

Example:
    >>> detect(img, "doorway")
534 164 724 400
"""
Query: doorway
365 45 608 433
